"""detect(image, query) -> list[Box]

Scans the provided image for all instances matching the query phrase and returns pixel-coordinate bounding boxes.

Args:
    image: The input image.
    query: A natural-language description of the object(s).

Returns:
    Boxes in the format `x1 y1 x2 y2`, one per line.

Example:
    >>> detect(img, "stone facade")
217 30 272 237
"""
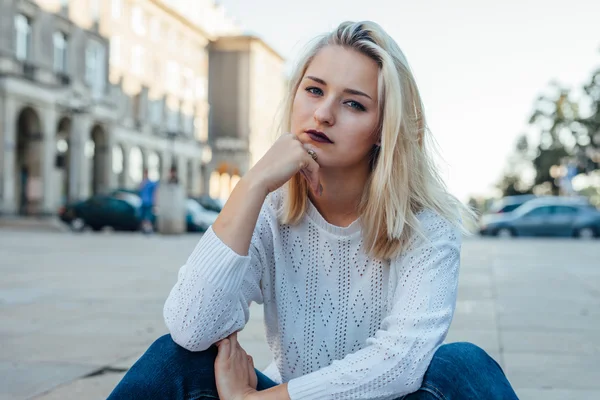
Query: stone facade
0 0 286 216
208 36 285 199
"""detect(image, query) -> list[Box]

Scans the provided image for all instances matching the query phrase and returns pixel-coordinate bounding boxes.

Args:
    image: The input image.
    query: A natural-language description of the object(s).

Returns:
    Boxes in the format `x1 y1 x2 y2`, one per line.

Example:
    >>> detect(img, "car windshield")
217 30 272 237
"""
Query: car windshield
114 192 142 208
186 199 212 216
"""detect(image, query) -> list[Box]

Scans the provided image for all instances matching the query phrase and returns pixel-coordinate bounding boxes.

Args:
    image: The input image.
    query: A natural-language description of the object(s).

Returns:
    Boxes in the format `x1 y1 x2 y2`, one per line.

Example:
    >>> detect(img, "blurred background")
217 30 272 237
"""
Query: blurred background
0 1 599 400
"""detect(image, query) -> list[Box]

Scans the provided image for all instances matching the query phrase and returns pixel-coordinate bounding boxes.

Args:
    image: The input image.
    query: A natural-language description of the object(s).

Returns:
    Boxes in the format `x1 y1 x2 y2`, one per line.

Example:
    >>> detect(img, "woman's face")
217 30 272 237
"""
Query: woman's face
291 45 380 170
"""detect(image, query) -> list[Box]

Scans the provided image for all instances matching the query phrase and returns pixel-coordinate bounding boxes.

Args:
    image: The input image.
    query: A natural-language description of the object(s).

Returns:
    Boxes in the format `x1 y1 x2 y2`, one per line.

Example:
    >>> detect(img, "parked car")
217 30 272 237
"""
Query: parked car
186 199 219 232
58 192 144 232
486 195 538 214
193 195 223 213
479 197 600 238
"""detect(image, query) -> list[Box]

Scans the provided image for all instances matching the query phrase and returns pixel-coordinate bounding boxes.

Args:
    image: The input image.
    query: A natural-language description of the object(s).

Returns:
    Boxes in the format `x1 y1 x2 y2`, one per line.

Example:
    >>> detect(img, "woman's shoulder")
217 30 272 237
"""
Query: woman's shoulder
255 187 287 229
411 207 462 244
261 187 286 217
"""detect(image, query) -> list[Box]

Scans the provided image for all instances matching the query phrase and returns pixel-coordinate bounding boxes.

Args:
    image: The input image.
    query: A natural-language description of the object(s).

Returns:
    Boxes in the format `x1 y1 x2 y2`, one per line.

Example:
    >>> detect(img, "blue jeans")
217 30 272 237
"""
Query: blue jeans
108 334 519 399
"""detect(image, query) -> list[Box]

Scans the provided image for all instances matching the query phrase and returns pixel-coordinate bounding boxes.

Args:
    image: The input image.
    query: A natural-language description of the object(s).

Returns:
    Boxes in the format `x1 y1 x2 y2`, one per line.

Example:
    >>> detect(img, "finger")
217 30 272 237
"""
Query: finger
247 355 254 367
229 331 239 353
300 146 321 194
216 339 229 361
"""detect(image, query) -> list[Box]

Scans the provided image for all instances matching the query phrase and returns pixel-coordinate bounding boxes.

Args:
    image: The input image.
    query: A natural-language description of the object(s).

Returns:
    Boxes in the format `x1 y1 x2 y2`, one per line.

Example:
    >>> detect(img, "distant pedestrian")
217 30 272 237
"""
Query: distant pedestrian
167 166 179 184
138 169 157 234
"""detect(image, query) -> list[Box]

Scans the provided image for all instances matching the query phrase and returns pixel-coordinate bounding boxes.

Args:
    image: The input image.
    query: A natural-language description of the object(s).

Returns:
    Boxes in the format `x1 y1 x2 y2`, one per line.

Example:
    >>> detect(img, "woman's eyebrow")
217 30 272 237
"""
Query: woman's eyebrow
304 76 373 100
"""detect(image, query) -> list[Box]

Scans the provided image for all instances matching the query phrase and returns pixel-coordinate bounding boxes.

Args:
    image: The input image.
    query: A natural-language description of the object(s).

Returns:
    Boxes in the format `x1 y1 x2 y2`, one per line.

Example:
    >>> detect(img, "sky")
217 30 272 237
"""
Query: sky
219 0 599 201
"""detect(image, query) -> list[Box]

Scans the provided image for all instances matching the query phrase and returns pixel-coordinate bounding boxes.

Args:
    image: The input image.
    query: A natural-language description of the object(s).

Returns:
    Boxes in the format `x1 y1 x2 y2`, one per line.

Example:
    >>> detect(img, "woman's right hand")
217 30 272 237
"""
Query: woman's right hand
244 133 321 196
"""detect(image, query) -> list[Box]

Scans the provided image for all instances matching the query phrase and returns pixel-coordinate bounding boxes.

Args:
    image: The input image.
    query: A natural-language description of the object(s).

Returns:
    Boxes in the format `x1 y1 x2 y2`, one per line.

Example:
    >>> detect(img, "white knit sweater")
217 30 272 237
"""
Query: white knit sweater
163 189 462 400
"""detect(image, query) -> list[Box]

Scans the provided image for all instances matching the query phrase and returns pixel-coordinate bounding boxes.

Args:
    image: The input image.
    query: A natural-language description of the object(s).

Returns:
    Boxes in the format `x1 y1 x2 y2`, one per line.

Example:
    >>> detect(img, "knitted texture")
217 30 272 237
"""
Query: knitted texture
163 189 461 400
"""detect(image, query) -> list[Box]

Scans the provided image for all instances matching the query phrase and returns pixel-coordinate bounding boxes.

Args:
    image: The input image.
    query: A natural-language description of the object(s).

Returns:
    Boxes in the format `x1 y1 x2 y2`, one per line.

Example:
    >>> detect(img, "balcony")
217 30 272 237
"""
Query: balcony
57 72 70 86
22 62 36 80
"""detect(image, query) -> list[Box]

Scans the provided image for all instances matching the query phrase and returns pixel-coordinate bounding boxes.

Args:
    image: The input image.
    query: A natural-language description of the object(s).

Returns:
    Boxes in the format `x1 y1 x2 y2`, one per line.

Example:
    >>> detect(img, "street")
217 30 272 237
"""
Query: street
0 230 599 400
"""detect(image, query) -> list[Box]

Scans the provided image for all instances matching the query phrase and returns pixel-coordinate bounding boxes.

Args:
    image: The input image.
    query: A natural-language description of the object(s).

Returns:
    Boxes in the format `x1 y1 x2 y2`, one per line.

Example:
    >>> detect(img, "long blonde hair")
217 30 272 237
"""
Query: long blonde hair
279 21 475 259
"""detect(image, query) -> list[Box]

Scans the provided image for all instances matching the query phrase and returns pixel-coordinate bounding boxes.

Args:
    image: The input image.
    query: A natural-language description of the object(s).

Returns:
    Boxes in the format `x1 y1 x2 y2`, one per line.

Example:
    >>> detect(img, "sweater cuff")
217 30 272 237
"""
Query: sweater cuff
287 374 329 400
186 226 252 291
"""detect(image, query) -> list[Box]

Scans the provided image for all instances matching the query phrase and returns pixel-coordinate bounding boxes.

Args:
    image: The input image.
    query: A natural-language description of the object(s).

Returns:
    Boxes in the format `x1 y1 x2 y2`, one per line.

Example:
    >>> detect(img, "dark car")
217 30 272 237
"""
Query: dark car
58 192 143 232
479 197 600 238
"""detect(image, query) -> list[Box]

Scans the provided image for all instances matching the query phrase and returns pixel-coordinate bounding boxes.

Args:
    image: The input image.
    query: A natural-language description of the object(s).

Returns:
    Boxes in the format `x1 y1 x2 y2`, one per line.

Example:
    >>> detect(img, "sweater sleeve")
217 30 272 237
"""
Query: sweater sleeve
287 211 461 400
163 201 274 352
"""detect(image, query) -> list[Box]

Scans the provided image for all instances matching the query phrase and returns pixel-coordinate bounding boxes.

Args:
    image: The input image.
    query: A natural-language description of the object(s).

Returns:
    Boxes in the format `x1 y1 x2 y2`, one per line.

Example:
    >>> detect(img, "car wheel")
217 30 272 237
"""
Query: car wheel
70 218 85 232
496 228 514 238
576 227 596 239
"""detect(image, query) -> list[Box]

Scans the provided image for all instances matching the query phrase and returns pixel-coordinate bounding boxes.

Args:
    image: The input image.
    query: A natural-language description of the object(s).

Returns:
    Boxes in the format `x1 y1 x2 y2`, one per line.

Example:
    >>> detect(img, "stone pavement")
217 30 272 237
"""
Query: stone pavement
0 229 599 400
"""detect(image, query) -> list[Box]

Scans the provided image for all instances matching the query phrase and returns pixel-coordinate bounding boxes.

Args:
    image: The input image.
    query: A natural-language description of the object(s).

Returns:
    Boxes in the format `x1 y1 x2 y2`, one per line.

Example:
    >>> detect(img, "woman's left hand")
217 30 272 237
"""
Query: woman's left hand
215 331 258 400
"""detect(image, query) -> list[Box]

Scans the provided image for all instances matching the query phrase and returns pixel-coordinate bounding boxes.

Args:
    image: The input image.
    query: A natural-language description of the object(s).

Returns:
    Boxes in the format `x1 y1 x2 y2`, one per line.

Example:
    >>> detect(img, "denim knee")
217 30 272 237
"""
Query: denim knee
108 334 219 399
436 342 500 371
143 334 218 374
412 342 517 400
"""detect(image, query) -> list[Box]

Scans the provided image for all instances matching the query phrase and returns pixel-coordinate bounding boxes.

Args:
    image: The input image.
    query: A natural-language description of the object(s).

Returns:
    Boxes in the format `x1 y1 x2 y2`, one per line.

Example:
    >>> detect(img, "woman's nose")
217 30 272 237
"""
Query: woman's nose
313 101 335 126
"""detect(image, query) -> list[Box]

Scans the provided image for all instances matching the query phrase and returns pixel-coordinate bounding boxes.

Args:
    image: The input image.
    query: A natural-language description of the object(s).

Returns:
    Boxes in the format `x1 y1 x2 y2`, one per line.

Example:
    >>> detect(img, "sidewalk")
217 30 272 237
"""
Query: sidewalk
0 231 598 400
0 216 68 233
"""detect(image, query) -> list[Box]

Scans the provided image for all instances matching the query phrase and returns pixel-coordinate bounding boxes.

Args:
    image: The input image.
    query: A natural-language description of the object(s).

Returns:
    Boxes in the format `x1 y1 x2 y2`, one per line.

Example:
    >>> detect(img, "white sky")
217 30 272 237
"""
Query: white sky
219 0 599 201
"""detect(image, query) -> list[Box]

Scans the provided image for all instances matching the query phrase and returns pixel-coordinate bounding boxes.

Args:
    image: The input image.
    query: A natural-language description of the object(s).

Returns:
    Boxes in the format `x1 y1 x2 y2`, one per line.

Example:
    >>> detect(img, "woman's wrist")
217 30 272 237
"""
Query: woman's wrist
239 172 270 199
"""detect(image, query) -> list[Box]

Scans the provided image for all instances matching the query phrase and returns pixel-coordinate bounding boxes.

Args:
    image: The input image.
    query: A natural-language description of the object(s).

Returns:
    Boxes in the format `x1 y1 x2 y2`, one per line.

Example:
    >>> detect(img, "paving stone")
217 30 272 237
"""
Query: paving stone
32 371 127 400
504 353 600 390
515 388 600 400
0 361 98 400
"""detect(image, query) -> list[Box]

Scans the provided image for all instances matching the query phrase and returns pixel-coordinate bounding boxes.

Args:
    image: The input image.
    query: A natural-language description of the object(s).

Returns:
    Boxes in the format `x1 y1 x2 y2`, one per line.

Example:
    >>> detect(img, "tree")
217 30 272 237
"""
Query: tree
528 86 579 193
579 68 600 172
497 48 600 198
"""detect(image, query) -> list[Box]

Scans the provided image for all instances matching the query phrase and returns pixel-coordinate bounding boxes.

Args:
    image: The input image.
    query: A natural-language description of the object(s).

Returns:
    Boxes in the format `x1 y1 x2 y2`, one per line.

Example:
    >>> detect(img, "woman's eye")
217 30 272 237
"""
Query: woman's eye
305 87 323 96
346 100 366 111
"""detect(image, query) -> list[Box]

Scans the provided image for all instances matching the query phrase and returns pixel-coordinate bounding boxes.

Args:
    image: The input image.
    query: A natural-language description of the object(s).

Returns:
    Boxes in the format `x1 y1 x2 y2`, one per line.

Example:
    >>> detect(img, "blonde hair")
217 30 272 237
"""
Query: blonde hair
279 21 476 259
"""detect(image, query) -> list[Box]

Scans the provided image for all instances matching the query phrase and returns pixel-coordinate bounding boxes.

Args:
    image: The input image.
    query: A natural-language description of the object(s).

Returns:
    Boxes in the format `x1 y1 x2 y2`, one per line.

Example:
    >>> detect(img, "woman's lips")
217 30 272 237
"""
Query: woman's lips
306 130 333 143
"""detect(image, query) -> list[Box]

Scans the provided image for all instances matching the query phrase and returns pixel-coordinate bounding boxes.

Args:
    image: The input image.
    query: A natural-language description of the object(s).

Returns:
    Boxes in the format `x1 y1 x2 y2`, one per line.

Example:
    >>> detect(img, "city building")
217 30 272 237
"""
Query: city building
0 0 286 216
0 0 115 215
208 35 286 199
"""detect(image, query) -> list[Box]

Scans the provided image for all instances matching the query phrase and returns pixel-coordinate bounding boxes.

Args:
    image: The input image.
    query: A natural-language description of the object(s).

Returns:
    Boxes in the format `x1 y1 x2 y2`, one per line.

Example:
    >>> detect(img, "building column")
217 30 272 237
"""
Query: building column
1 97 18 214
177 156 187 193
120 142 133 189
190 157 201 196
105 128 118 190
41 107 58 214
161 148 172 181
68 115 92 201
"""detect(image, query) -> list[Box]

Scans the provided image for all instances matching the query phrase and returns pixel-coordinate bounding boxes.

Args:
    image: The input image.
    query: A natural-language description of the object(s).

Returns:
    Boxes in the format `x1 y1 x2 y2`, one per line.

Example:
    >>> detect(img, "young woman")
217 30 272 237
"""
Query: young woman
109 21 518 400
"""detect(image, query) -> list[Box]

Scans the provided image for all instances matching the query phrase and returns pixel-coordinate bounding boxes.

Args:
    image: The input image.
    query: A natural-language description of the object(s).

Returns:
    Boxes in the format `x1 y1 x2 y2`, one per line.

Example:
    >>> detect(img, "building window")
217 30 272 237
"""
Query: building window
183 68 193 99
149 99 163 126
194 117 207 142
167 28 177 47
132 45 145 76
111 0 122 19
85 41 106 98
150 17 160 42
90 0 100 22
14 14 31 61
195 77 206 100
131 6 146 36
182 113 194 136
166 106 179 132
166 61 180 92
53 32 68 73
109 36 121 66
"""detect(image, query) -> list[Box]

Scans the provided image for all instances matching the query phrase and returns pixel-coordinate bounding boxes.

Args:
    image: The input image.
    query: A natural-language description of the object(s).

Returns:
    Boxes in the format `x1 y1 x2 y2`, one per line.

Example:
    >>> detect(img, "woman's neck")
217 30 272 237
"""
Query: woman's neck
308 164 370 228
